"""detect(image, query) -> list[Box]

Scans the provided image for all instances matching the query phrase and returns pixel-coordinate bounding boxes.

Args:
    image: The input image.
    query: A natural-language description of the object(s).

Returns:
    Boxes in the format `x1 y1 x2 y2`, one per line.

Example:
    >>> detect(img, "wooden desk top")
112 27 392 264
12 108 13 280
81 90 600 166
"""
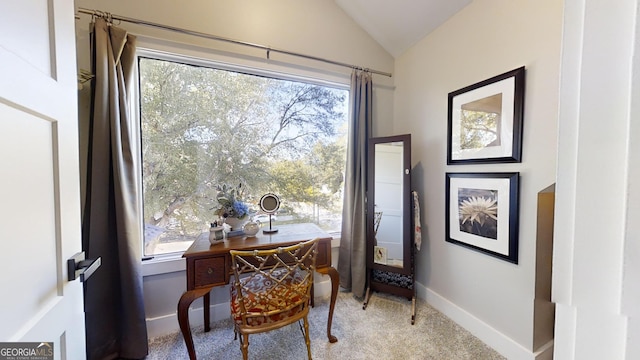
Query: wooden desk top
183 223 332 259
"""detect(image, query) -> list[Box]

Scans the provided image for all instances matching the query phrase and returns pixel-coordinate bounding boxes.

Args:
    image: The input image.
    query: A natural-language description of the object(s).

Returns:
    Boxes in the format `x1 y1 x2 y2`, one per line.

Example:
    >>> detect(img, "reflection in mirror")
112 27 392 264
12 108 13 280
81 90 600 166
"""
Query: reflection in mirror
372 141 404 268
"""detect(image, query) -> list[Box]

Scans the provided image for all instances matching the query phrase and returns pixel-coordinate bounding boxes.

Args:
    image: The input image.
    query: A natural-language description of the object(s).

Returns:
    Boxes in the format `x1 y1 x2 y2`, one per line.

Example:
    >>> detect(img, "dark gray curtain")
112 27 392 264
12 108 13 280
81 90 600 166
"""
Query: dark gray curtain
338 70 372 298
82 18 148 360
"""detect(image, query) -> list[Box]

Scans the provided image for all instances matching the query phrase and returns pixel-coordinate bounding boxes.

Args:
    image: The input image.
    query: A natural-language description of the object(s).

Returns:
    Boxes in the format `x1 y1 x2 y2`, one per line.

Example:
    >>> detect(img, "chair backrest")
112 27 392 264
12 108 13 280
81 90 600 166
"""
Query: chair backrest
230 238 319 321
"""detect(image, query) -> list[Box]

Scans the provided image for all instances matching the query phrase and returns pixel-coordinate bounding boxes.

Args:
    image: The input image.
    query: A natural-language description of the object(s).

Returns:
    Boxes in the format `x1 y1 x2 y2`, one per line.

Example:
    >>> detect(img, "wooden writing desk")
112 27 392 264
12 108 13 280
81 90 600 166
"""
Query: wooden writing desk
177 223 339 360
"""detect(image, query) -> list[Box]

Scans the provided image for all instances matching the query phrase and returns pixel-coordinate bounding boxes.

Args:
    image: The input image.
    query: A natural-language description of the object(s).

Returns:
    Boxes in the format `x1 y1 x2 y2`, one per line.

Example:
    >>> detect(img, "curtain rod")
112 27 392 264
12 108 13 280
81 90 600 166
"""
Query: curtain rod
77 8 392 78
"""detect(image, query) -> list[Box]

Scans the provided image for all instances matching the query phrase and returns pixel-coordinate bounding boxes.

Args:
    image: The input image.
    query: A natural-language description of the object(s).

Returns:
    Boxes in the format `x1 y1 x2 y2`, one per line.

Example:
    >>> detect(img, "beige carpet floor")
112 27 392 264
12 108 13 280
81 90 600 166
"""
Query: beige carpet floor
147 290 506 359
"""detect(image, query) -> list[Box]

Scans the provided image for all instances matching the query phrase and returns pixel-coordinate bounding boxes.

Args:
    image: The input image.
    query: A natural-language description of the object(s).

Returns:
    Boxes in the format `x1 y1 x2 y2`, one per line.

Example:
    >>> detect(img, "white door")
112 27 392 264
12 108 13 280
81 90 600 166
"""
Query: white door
0 1 86 359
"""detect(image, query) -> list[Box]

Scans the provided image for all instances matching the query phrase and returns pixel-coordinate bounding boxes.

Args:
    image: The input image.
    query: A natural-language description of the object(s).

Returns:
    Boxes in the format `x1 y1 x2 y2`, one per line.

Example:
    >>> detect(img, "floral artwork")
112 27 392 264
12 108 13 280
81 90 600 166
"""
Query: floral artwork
215 183 249 220
458 188 498 240
446 172 519 264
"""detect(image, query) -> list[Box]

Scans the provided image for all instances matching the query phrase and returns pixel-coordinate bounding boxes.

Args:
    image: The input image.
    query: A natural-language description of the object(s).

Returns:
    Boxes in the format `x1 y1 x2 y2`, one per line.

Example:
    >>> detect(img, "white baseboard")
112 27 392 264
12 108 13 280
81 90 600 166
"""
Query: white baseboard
146 300 230 339
416 282 553 360
533 340 554 360
146 277 333 339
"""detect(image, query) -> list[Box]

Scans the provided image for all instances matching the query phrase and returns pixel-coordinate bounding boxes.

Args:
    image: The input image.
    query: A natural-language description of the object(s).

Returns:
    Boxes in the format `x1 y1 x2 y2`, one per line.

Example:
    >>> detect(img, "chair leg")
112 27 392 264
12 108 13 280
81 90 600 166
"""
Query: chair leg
303 316 312 360
240 333 249 360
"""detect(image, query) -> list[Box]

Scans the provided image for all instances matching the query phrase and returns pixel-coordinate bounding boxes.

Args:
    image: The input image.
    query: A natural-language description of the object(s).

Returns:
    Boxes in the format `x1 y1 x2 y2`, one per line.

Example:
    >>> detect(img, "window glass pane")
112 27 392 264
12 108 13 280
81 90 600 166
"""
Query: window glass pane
139 56 348 256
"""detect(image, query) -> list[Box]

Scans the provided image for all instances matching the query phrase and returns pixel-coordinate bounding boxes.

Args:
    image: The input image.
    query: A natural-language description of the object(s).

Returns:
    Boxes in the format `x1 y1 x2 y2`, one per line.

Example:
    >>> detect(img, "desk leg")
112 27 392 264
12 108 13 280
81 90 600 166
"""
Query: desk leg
177 287 213 360
204 292 210 332
317 266 339 343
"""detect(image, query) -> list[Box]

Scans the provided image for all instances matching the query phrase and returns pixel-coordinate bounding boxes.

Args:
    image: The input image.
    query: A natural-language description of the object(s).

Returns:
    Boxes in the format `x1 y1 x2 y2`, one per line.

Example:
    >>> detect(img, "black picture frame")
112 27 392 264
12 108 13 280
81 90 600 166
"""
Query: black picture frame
447 67 525 164
445 172 519 264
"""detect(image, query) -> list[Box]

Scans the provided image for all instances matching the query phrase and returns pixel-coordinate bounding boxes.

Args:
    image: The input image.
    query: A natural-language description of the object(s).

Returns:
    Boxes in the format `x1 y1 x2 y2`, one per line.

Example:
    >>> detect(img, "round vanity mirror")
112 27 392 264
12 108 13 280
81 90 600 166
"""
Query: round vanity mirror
260 193 280 213
259 193 280 234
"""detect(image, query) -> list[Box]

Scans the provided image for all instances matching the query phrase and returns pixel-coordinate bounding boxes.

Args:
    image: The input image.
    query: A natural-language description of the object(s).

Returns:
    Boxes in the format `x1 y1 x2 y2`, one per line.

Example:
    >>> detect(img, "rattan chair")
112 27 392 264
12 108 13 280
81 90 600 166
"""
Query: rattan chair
229 238 319 360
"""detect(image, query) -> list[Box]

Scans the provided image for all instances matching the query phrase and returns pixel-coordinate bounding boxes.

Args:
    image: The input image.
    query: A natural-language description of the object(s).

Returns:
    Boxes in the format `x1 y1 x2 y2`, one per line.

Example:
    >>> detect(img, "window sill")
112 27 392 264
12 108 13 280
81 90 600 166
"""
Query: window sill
141 235 341 277
329 234 341 248
141 254 186 277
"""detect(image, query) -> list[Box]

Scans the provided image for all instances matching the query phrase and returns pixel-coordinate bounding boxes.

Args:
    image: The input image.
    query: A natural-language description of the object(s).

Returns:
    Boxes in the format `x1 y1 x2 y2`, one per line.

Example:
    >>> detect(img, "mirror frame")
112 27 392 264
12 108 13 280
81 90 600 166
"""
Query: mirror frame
259 193 280 214
366 134 412 276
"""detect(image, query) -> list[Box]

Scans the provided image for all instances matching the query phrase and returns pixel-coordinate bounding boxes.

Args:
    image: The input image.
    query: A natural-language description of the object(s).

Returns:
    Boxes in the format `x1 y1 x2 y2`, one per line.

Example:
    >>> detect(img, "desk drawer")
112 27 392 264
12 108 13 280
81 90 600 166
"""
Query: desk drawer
194 257 226 287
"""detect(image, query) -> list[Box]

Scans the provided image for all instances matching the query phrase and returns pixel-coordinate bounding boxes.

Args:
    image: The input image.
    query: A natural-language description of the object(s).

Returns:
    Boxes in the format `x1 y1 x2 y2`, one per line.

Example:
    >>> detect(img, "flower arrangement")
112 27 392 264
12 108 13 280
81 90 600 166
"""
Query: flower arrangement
214 183 249 220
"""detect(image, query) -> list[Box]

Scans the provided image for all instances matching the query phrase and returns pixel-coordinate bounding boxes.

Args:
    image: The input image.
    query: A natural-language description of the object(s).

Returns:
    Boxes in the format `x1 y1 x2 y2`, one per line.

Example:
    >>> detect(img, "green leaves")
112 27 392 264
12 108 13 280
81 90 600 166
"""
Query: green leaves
139 56 347 251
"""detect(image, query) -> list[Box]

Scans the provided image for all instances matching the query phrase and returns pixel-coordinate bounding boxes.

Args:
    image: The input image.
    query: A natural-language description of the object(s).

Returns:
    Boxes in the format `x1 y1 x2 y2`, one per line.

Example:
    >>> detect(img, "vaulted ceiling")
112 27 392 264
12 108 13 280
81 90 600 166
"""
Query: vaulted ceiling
334 0 472 58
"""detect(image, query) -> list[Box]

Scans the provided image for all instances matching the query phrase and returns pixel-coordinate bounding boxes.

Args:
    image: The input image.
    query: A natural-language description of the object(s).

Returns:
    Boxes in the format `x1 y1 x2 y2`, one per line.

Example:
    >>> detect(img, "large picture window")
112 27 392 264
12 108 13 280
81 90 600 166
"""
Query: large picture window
138 54 348 256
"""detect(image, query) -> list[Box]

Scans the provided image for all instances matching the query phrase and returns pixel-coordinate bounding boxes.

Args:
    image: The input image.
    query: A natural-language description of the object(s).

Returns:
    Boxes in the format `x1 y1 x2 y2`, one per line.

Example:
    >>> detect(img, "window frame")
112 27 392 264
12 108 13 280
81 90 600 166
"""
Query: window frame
132 44 348 265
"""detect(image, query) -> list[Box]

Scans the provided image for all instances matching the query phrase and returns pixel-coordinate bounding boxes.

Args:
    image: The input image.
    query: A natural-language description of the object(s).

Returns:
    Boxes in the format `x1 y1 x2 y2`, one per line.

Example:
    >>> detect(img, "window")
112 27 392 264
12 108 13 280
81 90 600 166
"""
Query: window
138 53 348 256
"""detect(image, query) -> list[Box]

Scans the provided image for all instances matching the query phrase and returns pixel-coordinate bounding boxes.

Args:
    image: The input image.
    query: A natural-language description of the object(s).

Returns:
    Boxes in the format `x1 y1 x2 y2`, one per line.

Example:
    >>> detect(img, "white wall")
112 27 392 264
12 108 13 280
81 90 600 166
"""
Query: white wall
393 0 563 358
74 0 394 338
553 0 639 358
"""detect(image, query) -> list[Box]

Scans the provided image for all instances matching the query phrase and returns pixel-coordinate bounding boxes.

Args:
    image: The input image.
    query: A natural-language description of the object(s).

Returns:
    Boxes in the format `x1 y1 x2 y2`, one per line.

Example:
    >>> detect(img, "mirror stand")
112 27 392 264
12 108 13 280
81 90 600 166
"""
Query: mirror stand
363 254 416 324
362 134 416 324
263 214 278 234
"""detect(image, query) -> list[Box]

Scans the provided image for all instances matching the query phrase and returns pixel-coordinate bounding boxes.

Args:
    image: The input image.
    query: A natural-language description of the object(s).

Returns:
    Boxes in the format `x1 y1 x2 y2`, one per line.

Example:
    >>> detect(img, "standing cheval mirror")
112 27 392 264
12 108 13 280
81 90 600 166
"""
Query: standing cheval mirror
363 134 416 324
